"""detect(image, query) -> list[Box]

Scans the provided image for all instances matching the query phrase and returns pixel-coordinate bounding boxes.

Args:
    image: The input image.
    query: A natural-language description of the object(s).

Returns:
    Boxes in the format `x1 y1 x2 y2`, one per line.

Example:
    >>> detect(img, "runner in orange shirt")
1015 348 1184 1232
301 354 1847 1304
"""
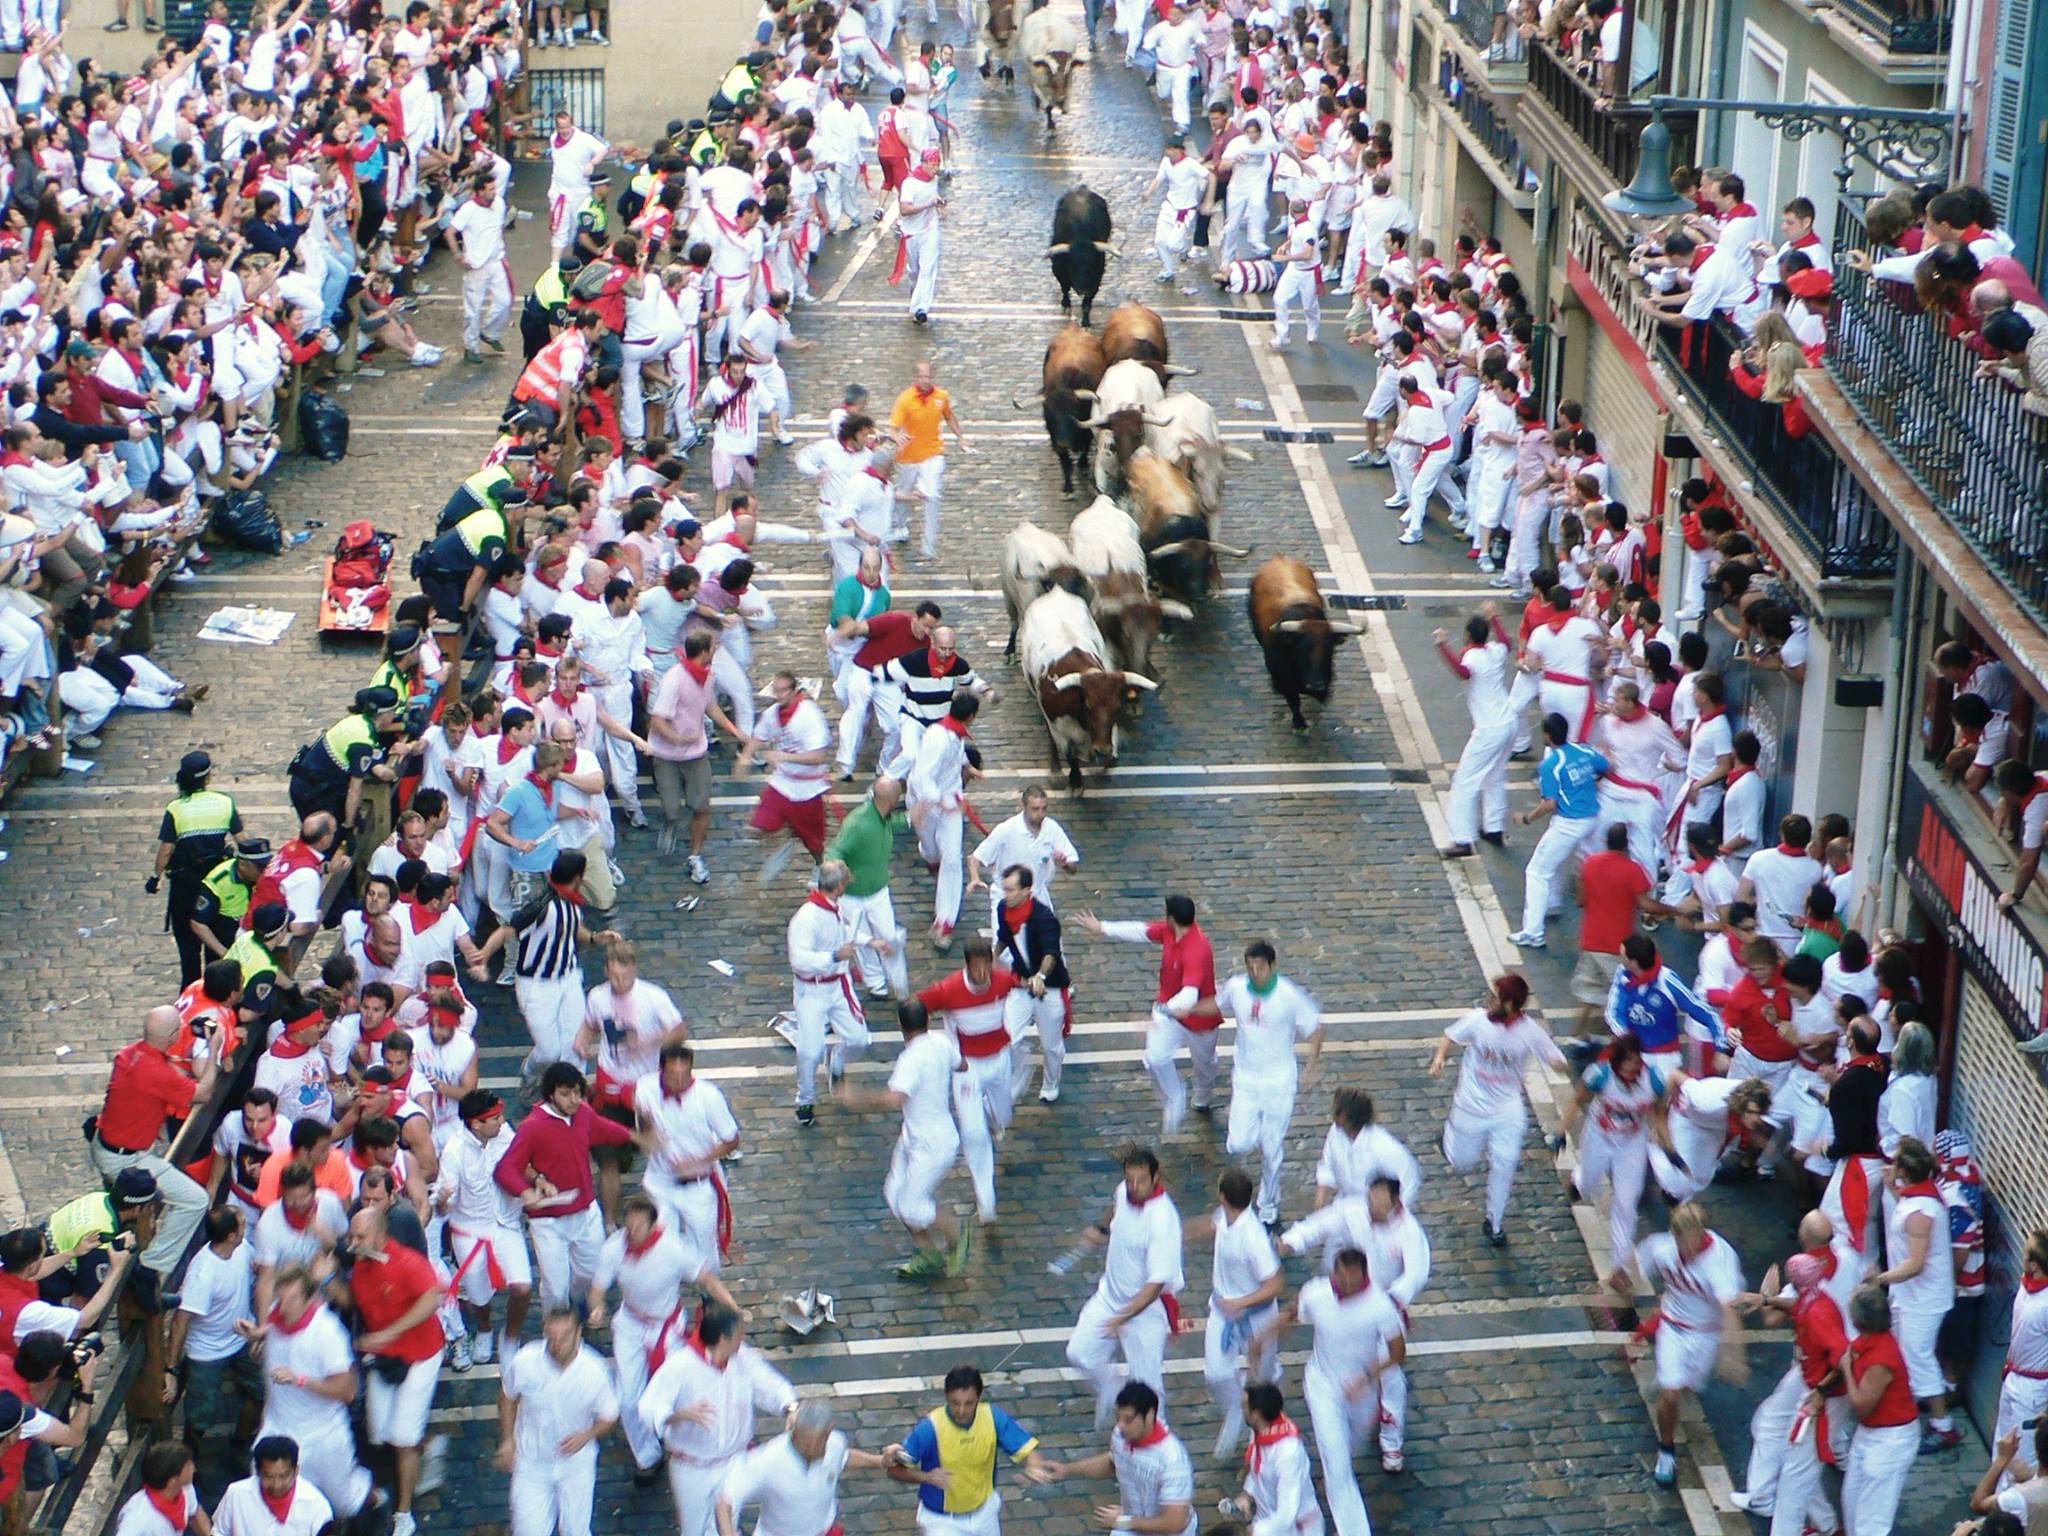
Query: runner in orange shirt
888 360 971 559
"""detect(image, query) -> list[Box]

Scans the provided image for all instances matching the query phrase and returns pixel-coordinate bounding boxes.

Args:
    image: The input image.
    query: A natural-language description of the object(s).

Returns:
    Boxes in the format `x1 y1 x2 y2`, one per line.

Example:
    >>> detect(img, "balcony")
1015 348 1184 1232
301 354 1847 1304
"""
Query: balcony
1657 317 1900 587
1827 0 1954 57
1446 0 1528 72
1435 49 1539 205
1524 38 1697 199
1821 203 2048 623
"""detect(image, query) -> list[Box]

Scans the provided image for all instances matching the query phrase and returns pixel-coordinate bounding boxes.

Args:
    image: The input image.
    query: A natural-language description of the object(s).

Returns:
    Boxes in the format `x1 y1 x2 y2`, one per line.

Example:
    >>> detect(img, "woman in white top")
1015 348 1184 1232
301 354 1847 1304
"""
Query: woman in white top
1877 1020 1938 1158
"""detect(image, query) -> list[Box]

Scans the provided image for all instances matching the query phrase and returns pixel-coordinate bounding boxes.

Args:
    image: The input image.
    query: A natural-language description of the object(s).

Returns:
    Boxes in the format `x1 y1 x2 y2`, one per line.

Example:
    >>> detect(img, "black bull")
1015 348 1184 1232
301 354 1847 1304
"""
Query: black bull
1047 187 1112 328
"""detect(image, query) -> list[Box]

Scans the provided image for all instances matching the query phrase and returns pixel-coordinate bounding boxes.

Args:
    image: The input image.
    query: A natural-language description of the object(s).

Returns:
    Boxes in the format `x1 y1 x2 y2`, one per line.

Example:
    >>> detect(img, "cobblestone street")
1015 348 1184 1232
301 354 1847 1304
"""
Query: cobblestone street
0 6 1986 1534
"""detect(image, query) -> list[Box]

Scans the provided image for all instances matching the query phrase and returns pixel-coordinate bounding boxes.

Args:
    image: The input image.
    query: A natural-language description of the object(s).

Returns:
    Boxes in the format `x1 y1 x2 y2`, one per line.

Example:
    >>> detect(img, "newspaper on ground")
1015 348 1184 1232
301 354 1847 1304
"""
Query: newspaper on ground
198 607 297 645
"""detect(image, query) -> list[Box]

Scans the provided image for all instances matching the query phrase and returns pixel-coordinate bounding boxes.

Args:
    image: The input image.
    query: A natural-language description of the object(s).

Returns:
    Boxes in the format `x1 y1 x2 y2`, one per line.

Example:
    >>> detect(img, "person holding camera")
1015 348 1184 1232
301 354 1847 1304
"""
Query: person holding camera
0 1227 122 1357
0 1331 101 1515
87 1015 216 1306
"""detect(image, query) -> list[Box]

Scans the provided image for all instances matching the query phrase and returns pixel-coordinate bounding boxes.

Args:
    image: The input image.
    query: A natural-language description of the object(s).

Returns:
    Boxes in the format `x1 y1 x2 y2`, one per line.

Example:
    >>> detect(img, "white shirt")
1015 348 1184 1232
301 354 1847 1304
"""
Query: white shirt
1298 1275 1402 1384
1721 771 1766 857
1111 1426 1198 1536
178 1241 255 1362
1820 955 1879 1016
971 813 1080 906
788 894 855 981
1157 155 1209 213
898 171 942 237
433 1124 524 1231
593 1225 697 1325
213 1476 332 1536
1455 638 1513 726
636 1076 740 1185
503 1339 620 1466
406 1026 478 1137
1241 1426 1318 1536
588 978 684 1087
1218 974 1320 1090
1097 1181 1185 1311
638 1341 795 1465
1877 1073 1938 1159
1686 711 1733 783
1635 1230 1742 1333
259 1303 355 1440
1313 1122 1423 1208
1141 15 1203 66
449 197 507 269
763 697 834 802
1526 614 1604 683
1742 845 1826 945
2006 1283 2048 1374
1211 1204 1281 1302
548 129 609 201
1886 1189 1955 1314
720 1430 852 1536
250 1190 347 1273
1444 1009 1566 1119
890 1029 962 1146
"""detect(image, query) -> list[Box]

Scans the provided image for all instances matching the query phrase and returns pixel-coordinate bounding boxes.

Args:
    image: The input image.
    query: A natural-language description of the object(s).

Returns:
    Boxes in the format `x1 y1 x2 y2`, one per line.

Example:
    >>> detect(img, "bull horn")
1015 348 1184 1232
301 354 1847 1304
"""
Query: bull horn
1328 621 1365 635
1158 600 1195 620
1147 540 1194 557
1072 388 1097 402
1142 408 1172 426
1160 363 1199 377
1051 673 1087 690
1210 541 1252 557
1274 619 1306 634
1079 413 1108 430
1120 672 1159 690
1095 240 1117 253
1224 445 1256 463
1045 242 1071 256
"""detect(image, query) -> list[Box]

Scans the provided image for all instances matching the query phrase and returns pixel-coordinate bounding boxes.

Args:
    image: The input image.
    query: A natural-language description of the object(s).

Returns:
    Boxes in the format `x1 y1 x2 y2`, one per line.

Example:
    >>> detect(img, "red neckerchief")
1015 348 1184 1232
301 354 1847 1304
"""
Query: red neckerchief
624 1223 666 1260
1895 1179 1940 1202
685 1323 725 1371
549 687 580 713
552 130 573 149
525 771 556 808
999 899 1029 934
1698 705 1726 723
777 690 807 727
682 657 712 685
1804 1245 1839 1281
534 566 563 591
1846 1053 1888 1078
572 583 602 602
259 1484 297 1525
280 1193 317 1231
144 1487 187 1531
549 879 586 906
926 647 956 677
497 735 525 765
1540 608 1575 633
1247 1414 1300 1473
269 1299 321 1335
1129 1179 1168 1206
1727 764 1755 788
1775 842 1806 856
2024 1274 2048 1294
268 1035 316 1060
1125 1420 1171 1450
1613 703 1646 723
856 566 883 589
937 714 971 738
404 899 438 935
806 889 839 917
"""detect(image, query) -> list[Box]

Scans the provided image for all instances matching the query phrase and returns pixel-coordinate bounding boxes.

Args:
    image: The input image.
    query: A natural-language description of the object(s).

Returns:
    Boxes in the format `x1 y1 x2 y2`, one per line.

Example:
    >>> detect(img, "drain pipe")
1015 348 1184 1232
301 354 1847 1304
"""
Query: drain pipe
1700 0 1732 165
1945 0 1983 176
1873 557 1926 932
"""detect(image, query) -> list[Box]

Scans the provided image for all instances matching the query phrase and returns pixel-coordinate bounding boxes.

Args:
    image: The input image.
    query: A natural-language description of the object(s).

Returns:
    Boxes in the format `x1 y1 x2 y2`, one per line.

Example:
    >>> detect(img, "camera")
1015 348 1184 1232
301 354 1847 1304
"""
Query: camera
68 1333 105 1371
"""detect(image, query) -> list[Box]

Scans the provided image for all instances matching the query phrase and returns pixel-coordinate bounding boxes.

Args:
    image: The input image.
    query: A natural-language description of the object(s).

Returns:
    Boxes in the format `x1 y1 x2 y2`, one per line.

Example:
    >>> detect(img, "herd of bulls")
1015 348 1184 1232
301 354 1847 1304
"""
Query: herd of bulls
994 196 1366 787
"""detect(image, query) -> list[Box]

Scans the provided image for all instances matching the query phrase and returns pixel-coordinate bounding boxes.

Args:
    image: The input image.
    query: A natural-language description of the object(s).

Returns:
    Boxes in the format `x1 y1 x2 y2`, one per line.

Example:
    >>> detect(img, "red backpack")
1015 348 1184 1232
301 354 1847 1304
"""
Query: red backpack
330 520 394 591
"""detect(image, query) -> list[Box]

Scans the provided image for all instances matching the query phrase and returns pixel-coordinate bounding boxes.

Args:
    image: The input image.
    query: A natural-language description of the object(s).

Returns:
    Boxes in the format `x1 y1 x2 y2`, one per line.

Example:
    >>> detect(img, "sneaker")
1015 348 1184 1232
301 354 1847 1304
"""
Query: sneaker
1040 1085 1061 1103
1652 1449 1677 1487
1485 1220 1507 1246
688 854 711 885
1346 449 1374 465
1380 1450 1404 1474
1398 531 1424 545
1383 494 1409 509
482 334 505 353
1366 451 1390 467
795 1104 816 1128
1506 930 1546 949
411 346 444 368
1488 573 1516 588
1439 843 1475 859
69 732 102 750
497 962 516 987
463 349 484 365
586 27 608 41
393 1515 417 1536
105 16 128 27
1154 272 1175 284
449 1335 473 1373
1920 1425 1964 1454
775 430 796 446
418 1435 448 1493
1478 557 1500 573
471 1329 495 1366
1726 1491 1761 1514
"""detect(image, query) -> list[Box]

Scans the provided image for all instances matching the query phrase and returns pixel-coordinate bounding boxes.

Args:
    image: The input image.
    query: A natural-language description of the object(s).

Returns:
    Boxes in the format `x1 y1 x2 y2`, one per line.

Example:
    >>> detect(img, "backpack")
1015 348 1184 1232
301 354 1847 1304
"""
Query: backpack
329 519 395 591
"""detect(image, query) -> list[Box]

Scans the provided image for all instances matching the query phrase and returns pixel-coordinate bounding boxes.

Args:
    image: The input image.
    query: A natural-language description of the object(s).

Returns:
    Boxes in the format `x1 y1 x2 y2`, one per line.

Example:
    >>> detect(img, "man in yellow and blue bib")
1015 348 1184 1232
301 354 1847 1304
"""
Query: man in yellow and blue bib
888 1364 1055 1535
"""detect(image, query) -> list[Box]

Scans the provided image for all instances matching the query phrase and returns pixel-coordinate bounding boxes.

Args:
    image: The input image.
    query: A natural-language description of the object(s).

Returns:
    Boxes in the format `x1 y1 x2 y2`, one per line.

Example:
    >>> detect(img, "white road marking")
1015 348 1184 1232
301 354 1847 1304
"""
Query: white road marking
821 205 903 305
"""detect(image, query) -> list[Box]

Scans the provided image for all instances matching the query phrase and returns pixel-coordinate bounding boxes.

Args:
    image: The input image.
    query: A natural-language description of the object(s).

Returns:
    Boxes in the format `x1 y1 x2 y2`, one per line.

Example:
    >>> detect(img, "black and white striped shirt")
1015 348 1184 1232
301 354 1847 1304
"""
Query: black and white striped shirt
511 891 585 981
885 651 986 727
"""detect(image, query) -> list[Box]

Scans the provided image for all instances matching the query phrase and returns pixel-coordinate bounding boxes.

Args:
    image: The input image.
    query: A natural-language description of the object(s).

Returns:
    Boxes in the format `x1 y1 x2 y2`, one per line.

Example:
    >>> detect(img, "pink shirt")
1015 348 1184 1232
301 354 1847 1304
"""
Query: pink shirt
649 662 717 761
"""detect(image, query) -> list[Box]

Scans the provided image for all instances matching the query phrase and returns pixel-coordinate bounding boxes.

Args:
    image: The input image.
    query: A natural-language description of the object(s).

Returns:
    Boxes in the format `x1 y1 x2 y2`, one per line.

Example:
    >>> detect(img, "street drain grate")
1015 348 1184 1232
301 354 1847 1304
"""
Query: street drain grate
1263 427 1335 443
1295 383 1360 402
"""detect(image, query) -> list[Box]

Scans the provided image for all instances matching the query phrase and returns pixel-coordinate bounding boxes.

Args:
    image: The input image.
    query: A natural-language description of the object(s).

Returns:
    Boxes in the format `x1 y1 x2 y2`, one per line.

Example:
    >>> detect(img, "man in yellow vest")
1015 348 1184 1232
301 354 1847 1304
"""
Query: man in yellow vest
521 257 576 361
886 1364 1056 1520
288 686 406 827
222 903 292 1025
189 836 274 962
148 750 244 985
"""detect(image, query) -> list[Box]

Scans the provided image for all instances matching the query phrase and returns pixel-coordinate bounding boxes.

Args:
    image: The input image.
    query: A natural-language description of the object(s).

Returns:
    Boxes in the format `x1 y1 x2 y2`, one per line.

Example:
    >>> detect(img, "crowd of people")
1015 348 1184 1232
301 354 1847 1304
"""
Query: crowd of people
0 3 2039 1536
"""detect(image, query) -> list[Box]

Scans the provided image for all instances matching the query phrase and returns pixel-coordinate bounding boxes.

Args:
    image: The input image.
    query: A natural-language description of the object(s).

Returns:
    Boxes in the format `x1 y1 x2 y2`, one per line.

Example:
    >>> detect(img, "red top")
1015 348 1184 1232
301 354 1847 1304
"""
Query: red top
245 839 324 928
98 1039 199 1151
852 610 923 671
1793 1291 1850 1391
492 1102 633 1217
916 969 1022 1056
0 1355 32 1495
1721 972 1798 1062
1577 852 1650 954
350 1239 447 1363
0 1274 39 1361
1848 1331 1919 1426
1146 920 1221 1028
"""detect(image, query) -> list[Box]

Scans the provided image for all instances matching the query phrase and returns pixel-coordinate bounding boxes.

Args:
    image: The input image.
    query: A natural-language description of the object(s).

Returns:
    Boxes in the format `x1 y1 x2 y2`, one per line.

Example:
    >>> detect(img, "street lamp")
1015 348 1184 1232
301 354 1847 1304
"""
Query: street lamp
1601 95 1957 217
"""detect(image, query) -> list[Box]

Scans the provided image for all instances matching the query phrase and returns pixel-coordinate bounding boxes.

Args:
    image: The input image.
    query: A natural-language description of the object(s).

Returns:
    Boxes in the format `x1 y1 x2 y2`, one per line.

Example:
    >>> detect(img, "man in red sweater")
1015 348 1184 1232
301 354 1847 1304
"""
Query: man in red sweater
835 600 942 778
346 1205 446 1536
917 938 1023 1223
1076 894 1222 1133
1718 936 1801 1111
1570 822 1658 1028
493 1063 637 1309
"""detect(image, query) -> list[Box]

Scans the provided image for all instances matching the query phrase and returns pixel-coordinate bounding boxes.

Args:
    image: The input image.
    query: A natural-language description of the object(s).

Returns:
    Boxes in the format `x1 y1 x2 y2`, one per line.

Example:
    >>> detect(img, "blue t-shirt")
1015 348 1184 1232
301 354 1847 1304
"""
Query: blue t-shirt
900 1403 1039 1515
1540 743 1609 821
496 777 559 872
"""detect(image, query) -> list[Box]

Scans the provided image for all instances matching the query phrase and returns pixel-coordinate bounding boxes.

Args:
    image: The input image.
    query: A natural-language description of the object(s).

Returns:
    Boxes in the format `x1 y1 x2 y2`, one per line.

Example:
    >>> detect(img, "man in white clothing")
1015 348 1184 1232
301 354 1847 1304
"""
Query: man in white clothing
496 1307 620 1536
1145 138 1213 283
715 1401 903 1536
1314 1088 1424 1216
546 112 610 260
908 692 983 949
212 1436 336 1536
1430 975 1566 1245
638 1302 797 1536
446 175 512 363
895 152 945 323
1522 589 1606 744
1219 940 1323 1224
1586 683 1681 881
967 783 1080 932
1388 377 1467 541
1737 814 1828 956
1434 610 1516 858
1141 4 1204 131
1620 1202 1746 1488
1065 1146 1185 1426
1218 1384 1323 1536
635 1043 742 1276
745 671 836 883
915 939 1023 1224
256 1267 373 1521
1268 200 1322 348
784 861 878 1127
1192 1168 1285 1459
1040 1382 1196 1535
433 1090 534 1365
843 1000 972 1279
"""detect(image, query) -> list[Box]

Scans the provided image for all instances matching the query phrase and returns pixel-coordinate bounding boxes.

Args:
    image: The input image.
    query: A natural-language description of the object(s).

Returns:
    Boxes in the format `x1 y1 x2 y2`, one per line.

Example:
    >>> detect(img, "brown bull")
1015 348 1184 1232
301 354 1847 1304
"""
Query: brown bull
1248 555 1362 730
1016 324 1107 498
1100 301 1196 383
1019 588 1155 789
1127 448 1248 604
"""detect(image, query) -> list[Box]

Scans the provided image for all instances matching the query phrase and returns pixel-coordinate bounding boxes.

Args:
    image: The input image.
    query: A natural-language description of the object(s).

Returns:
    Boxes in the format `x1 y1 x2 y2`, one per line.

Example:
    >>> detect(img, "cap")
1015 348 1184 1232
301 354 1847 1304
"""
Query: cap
64 337 94 359
0 1392 26 1436
113 1166 161 1205
177 749 213 780
385 623 421 656
355 685 401 714
251 901 291 937
235 836 275 864
1165 132 1187 149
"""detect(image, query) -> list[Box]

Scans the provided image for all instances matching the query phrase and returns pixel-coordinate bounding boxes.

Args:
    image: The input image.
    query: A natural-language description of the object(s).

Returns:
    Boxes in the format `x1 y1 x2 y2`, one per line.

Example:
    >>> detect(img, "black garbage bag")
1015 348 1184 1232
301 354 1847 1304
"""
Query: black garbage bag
213 489 283 554
299 389 350 462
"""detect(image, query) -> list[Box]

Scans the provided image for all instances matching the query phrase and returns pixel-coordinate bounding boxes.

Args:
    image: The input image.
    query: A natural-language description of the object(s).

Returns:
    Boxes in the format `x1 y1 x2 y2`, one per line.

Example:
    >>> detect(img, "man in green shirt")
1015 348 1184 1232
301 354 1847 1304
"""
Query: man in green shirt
826 775 910 1000
828 546 891 692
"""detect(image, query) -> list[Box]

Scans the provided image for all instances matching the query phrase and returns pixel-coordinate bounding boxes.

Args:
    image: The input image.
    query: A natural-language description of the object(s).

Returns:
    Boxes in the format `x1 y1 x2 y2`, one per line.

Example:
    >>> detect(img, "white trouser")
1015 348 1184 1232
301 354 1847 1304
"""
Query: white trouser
1444 1100 1525 1228
1203 1299 1280 1452
915 802 966 930
1004 987 1067 1097
903 226 941 316
1154 61 1194 126
516 974 587 1076
885 1123 962 1230
710 644 755 738
262 1423 370 1516
1067 1292 1170 1424
510 1452 598 1536
1304 1360 1379 1536
1449 717 1515 845
462 260 512 351
823 162 864 229
1589 783 1662 882
841 36 903 85
592 681 641 819
1448 375 1482 455
952 1048 1014 1221
666 1456 731 1536
1841 1420 1918 1536
1272 265 1320 344
1144 1009 1220 1132
1743 1362 1806 1516
621 323 689 441
0 606 49 692
61 659 184 731
1401 445 1466 534
1658 1116 1729 1202
1996 1371 2048 1485
1226 1076 1296 1216
1469 458 1514 539
1771 1398 1848 1536
612 1308 671 1470
1506 491 1551 589
1507 667 1540 753
1573 1123 1648 1275
1520 813 1594 941
915 1493 1003 1536
749 362 792 424
1380 1361 1409 1454
886 716 928 780
1152 205 1194 277
529 1204 605 1308
835 667 900 772
841 886 909 994
1539 678 1593 745
1219 192 1269 263
643 1169 723 1281
895 455 945 557
793 975 872 1106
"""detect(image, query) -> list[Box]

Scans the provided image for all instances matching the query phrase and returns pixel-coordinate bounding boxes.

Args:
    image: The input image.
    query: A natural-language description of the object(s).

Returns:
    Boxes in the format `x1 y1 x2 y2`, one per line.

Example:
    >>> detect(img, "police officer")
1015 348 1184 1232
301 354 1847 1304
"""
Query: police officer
148 751 243 986
521 256 576 361
571 170 613 269
288 686 404 828
189 836 274 962
369 625 435 734
435 453 532 533
420 495 528 621
223 903 293 1026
